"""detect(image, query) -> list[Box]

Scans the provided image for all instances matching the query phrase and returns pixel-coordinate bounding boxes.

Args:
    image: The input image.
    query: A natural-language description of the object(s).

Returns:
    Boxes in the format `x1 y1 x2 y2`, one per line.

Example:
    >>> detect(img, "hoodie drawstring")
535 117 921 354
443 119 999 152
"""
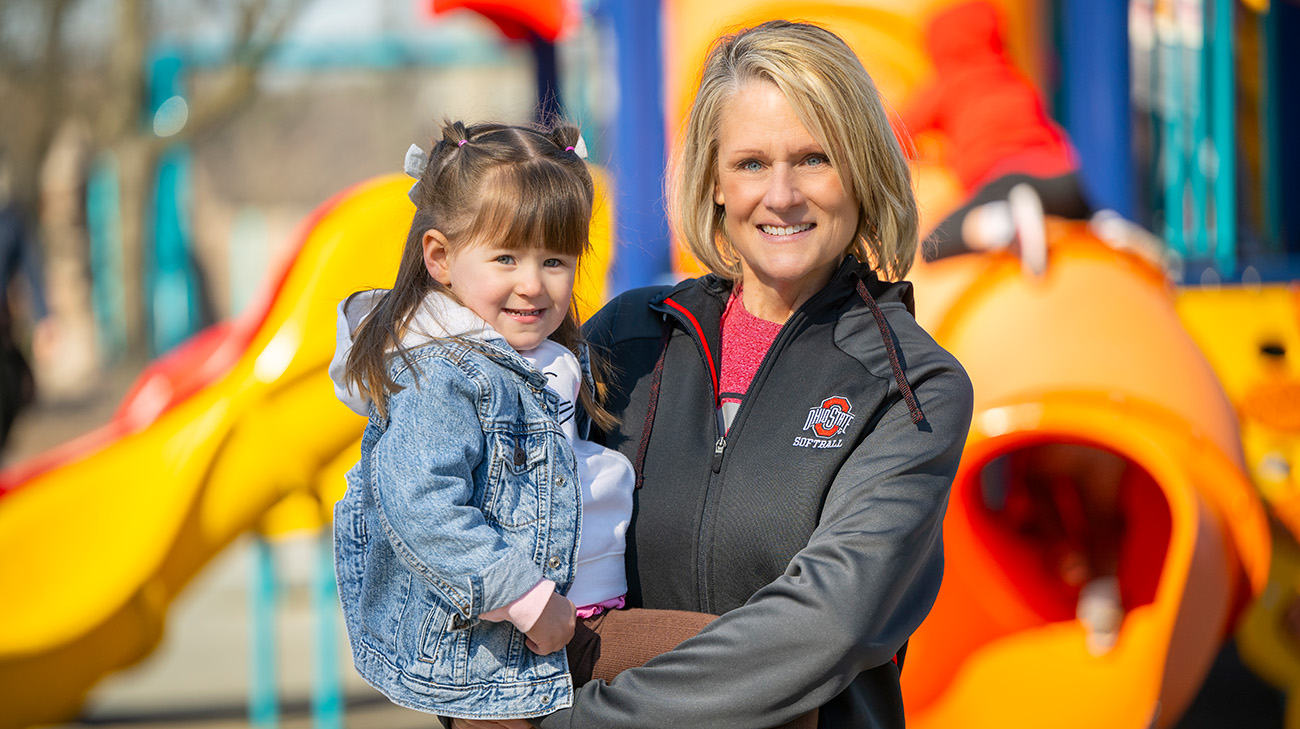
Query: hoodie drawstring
856 280 925 425
633 324 673 489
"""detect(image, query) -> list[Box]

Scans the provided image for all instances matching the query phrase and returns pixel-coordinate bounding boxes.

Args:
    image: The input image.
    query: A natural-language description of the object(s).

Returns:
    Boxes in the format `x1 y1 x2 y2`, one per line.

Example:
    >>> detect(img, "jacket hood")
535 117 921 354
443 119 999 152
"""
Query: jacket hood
328 289 507 415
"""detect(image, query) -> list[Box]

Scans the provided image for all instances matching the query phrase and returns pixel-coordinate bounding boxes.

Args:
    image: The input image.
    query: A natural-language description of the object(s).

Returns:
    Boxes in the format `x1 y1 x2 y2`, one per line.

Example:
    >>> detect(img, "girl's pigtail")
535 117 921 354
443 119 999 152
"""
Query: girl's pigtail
442 120 472 149
541 123 611 429
345 289 404 418
548 124 589 161
344 123 475 419
550 124 578 153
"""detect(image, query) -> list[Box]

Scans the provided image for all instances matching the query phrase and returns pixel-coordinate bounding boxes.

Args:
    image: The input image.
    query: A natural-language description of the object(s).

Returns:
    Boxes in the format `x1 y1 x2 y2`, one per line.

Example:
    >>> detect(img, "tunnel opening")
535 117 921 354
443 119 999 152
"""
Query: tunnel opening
957 435 1173 625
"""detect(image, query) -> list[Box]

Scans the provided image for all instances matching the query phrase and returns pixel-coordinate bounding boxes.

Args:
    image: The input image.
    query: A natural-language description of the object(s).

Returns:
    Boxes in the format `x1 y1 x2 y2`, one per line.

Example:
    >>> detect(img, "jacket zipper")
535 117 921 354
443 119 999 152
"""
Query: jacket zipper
660 296 728 450
717 268 854 468
715 310 804 468
658 278 840 611
659 296 725 612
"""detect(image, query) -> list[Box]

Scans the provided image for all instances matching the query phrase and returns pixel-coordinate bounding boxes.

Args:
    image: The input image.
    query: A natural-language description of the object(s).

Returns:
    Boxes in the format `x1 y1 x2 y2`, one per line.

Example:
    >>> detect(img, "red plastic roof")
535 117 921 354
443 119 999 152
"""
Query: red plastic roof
429 0 572 42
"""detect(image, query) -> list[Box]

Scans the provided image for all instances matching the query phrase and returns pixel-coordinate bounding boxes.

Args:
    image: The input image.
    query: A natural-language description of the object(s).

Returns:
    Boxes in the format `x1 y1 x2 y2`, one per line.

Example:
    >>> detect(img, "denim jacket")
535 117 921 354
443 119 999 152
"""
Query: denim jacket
330 291 581 719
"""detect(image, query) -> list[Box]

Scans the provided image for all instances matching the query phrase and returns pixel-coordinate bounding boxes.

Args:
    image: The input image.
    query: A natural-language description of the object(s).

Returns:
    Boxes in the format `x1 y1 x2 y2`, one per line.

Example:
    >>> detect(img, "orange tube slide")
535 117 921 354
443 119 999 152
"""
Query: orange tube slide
904 228 1268 727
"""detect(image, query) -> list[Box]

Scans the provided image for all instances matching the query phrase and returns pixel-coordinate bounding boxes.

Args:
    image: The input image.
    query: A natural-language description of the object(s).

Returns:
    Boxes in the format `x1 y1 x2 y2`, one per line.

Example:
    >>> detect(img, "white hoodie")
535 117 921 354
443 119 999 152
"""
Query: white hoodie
330 290 633 619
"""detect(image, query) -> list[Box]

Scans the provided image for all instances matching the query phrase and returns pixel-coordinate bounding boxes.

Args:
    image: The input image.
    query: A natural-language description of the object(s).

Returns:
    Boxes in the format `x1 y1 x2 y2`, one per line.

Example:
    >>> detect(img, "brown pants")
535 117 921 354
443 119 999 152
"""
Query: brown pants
565 608 817 729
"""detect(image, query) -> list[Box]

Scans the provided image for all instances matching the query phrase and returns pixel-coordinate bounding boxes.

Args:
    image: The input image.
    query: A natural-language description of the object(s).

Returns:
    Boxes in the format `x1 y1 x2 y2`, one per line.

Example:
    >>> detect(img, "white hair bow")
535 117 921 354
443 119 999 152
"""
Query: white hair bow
404 143 428 202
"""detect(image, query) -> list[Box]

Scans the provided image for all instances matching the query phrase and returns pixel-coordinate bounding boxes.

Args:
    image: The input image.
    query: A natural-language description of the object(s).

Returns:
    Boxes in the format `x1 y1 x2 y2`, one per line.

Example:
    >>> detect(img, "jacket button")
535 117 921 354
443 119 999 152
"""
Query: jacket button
556 476 565 487
547 556 562 569
540 695 551 705
513 448 526 467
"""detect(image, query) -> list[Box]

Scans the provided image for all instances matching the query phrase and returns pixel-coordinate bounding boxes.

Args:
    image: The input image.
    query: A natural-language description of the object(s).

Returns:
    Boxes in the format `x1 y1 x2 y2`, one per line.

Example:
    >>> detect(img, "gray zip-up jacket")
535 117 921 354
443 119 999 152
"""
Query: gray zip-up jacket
535 257 974 728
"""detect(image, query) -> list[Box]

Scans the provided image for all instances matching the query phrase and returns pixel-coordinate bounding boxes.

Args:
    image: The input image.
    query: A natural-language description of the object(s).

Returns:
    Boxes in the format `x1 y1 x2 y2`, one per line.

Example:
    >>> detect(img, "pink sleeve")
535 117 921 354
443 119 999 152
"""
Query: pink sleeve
479 579 556 632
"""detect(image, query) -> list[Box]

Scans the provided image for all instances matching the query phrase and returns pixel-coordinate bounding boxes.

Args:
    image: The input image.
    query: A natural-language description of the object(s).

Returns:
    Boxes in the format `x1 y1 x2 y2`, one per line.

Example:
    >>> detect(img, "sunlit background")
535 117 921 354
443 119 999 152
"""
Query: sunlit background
0 0 1298 728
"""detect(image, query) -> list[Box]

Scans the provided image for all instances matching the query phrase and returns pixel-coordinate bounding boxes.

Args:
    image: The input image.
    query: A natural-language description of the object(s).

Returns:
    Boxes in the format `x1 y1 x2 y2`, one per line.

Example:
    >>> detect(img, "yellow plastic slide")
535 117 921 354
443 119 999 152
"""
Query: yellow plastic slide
0 172 614 729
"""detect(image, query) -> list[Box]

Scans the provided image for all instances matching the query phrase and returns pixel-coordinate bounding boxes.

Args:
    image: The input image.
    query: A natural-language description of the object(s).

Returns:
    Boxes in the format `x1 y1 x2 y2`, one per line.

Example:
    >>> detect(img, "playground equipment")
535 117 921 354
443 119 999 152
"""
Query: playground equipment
1177 283 1300 726
903 225 1269 728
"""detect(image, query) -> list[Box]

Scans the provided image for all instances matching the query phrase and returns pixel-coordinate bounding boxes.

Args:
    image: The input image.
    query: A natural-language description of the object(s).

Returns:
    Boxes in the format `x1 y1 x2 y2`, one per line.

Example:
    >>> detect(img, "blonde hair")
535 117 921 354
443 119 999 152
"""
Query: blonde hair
346 119 614 428
672 20 918 281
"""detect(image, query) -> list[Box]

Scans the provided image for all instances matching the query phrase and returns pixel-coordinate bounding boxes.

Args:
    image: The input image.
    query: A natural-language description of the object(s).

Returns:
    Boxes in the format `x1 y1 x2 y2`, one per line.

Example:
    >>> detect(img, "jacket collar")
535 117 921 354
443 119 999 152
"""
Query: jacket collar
649 256 915 320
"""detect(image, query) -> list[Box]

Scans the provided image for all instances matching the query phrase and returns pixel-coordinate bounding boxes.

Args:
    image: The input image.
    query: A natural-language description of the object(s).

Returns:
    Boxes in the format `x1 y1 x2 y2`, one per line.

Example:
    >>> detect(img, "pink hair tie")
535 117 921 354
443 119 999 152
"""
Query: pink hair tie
565 145 575 152
457 139 468 147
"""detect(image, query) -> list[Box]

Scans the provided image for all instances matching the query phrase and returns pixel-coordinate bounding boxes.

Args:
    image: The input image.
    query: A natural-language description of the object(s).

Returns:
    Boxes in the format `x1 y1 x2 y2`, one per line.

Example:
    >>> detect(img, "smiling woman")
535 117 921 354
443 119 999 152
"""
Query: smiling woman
509 19 974 729
712 79 860 322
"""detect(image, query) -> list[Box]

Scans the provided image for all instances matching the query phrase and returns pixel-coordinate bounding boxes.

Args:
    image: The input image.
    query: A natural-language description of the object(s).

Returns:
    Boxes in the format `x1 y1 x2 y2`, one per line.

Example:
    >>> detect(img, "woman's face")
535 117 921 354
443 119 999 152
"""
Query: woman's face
713 80 859 314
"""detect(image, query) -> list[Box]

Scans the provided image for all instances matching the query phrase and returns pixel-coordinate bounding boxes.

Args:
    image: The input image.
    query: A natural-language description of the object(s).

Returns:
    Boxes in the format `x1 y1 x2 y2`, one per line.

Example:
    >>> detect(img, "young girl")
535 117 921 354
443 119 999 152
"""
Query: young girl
327 120 717 723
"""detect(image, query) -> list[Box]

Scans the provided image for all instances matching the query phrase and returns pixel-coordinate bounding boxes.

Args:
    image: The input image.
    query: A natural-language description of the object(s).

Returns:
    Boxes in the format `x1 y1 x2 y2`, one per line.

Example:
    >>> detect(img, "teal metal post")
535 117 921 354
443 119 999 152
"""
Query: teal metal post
148 50 202 355
1161 19 1188 255
1211 0 1237 272
86 153 128 362
249 536 279 729
1260 6 1281 250
313 529 343 729
1190 2 1210 258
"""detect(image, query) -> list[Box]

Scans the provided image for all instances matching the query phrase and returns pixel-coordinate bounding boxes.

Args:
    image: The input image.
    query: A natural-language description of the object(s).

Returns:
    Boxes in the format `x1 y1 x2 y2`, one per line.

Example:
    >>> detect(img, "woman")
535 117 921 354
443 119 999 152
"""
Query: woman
460 19 972 728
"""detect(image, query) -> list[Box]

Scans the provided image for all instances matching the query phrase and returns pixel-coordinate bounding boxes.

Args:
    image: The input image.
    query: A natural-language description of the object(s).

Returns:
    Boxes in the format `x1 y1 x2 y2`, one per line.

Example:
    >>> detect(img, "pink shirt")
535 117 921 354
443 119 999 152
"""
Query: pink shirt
720 287 783 433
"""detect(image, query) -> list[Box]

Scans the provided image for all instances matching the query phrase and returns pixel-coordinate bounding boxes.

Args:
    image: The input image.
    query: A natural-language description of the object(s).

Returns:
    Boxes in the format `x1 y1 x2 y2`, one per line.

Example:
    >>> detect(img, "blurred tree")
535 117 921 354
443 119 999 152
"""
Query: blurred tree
0 0 310 359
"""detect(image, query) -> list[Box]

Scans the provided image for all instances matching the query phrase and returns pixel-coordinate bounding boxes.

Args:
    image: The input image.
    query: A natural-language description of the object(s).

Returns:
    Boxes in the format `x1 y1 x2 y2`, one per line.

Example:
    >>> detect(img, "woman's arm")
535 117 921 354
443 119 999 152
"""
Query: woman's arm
372 358 547 619
533 362 973 728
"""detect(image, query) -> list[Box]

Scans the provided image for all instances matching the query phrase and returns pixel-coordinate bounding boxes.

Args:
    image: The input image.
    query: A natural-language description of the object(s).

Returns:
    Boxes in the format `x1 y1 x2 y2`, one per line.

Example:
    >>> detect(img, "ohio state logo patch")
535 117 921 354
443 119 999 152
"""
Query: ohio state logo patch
793 396 854 448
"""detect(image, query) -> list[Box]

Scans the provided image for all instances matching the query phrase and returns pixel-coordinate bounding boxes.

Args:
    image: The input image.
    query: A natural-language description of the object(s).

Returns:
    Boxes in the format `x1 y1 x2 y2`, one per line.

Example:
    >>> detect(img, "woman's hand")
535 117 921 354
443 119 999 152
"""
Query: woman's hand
524 591 576 654
450 718 532 729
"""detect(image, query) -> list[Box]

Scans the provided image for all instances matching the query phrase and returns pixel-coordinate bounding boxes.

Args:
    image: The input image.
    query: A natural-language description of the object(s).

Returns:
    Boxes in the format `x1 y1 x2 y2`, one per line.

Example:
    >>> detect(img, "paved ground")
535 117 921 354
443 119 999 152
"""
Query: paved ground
56 532 426 729
4 366 1288 729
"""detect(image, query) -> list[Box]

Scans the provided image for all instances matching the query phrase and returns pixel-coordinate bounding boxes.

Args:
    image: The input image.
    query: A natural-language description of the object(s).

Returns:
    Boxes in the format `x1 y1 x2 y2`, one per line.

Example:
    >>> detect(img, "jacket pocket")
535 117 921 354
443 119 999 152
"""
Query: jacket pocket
482 429 547 528
332 493 367 636
408 596 466 685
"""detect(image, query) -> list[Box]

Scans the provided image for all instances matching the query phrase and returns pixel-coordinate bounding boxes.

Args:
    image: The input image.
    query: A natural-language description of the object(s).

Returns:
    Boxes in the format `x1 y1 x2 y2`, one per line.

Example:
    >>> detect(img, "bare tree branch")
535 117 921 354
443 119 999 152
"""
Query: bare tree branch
180 0 309 143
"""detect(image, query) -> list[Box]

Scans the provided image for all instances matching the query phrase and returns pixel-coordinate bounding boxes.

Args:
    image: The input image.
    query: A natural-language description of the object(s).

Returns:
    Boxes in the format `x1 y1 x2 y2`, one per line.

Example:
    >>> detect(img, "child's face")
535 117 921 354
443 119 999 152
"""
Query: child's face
425 232 577 352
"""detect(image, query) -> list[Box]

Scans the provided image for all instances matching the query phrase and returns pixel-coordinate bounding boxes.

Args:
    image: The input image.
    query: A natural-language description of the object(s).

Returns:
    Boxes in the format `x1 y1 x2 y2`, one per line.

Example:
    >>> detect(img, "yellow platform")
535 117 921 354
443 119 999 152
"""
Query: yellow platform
1177 283 1300 727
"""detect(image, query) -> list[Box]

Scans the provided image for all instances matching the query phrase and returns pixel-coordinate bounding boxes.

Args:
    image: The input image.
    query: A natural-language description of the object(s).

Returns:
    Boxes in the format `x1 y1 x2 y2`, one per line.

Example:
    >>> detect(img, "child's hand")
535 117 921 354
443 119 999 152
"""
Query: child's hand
524 591 575 655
